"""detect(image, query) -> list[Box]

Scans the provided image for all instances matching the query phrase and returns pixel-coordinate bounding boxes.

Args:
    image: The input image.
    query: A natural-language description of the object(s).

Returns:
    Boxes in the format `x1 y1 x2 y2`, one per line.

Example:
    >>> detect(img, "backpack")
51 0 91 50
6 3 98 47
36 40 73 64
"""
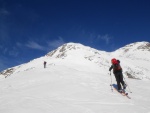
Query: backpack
113 63 121 71
112 59 122 71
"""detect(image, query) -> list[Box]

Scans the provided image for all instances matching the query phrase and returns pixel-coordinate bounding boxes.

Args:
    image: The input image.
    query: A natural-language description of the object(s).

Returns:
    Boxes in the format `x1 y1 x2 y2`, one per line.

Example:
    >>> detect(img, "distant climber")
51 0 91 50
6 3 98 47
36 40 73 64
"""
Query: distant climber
44 61 47 68
109 58 126 92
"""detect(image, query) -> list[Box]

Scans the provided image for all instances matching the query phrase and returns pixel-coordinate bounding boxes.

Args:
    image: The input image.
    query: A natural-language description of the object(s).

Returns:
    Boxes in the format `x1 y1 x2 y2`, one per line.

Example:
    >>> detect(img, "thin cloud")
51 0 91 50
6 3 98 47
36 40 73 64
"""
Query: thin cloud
8 47 19 57
47 37 65 48
17 38 65 53
97 34 111 44
16 42 23 47
25 41 46 51
1 46 19 57
0 8 10 16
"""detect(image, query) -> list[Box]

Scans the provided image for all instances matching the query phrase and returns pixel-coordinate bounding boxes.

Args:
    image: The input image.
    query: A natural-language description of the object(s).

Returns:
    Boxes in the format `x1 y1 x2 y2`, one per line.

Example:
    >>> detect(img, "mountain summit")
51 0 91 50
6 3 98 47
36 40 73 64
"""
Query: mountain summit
113 41 150 55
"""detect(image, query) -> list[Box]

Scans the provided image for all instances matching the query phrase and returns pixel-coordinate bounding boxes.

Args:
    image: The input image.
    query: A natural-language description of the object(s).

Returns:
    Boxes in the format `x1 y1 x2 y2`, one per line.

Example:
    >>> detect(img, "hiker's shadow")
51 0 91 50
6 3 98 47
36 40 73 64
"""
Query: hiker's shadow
112 84 118 89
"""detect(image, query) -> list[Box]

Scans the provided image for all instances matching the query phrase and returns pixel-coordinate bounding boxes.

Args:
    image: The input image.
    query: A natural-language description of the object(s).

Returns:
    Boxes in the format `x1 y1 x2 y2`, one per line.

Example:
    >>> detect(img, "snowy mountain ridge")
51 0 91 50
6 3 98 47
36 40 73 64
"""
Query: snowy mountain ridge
117 41 150 51
0 41 150 80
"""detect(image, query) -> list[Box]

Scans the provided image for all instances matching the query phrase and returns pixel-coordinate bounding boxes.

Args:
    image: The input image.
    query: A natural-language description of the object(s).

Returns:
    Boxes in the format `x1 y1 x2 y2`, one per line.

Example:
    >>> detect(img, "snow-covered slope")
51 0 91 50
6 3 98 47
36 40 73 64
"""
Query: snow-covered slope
0 42 150 113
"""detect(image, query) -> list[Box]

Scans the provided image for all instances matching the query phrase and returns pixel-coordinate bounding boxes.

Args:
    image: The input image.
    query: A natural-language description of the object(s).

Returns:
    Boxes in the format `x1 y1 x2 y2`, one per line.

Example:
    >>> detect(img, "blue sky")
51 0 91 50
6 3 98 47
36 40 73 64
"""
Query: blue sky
0 0 150 71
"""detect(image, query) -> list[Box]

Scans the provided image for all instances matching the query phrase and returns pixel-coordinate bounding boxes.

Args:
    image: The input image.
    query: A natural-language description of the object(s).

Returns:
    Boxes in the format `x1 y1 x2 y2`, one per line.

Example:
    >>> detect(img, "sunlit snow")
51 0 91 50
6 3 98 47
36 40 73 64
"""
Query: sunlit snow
0 42 150 113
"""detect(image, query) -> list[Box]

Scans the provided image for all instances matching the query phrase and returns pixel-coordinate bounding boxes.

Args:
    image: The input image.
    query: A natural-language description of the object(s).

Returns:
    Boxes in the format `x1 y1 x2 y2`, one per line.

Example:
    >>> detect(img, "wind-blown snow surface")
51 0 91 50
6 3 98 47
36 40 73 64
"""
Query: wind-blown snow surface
0 42 150 113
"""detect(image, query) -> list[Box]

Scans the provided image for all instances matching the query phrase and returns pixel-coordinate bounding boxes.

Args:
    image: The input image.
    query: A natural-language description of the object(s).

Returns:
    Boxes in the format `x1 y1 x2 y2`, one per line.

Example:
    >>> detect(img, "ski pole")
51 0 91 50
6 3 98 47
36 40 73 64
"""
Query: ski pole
123 76 132 93
109 72 113 92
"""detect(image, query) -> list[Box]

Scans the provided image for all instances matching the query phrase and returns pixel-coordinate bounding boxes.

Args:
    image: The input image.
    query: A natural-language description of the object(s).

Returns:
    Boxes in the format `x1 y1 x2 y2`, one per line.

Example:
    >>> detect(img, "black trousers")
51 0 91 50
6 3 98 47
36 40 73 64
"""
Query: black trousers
114 71 125 90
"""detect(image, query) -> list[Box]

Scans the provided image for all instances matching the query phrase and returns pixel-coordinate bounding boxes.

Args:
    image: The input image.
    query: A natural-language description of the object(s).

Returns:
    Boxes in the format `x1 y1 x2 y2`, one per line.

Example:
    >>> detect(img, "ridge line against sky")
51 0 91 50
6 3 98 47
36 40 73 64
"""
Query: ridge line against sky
0 0 150 71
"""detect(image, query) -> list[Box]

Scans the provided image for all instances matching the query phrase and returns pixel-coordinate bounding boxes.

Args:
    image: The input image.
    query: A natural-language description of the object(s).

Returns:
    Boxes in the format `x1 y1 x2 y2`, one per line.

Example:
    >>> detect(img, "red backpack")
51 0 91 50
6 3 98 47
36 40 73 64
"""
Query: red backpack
111 58 122 71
